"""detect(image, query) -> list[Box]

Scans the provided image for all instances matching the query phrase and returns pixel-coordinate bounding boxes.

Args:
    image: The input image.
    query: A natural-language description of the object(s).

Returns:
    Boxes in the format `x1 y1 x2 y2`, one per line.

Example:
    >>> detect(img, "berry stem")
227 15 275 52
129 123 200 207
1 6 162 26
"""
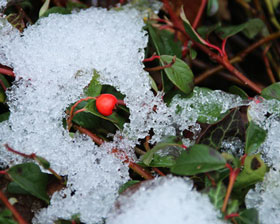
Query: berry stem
192 0 208 29
0 67 15 77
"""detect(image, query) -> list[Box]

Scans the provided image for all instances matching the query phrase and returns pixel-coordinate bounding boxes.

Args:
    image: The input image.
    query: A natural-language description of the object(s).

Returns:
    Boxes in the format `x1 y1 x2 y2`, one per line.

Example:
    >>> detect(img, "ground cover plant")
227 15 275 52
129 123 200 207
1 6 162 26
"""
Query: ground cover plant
0 0 280 223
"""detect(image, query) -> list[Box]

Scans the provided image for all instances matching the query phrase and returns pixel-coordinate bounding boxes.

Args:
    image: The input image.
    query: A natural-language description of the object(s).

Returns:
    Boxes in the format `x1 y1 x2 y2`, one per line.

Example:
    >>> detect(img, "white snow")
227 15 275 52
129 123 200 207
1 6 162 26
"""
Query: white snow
245 99 280 224
107 176 225 224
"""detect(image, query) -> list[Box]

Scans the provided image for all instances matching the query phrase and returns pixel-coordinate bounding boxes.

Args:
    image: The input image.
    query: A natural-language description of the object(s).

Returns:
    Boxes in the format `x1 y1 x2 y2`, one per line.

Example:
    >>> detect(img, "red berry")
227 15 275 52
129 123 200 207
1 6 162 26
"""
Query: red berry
96 94 117 116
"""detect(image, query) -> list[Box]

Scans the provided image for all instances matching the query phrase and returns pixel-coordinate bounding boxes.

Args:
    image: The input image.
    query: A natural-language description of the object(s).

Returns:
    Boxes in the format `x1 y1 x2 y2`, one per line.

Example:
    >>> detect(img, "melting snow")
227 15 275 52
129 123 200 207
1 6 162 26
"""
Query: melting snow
107 176 225 224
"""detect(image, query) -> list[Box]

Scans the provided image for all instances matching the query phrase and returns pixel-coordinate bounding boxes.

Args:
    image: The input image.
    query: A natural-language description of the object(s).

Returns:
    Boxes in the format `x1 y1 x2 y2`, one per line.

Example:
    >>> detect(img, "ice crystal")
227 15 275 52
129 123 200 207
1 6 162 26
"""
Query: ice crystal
107 176 225 224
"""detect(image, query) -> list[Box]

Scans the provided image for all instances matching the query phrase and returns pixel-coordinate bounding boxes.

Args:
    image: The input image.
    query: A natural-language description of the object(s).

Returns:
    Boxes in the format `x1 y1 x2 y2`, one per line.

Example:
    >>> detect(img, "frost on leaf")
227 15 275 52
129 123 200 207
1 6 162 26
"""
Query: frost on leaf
107 176 225 224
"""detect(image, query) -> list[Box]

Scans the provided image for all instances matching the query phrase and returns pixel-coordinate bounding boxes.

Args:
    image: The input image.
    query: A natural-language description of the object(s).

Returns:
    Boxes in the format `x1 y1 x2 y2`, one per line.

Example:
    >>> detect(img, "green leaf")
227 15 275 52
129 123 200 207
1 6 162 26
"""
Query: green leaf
7 163 49 204
141 136 183 166
148 23 182 57
234 154 267 189
118 180 140 194
0 112 10 122
149 75 158 93
208 181 226 210
160 55 194 95
216 19 264 39
197 23 221 39
180 7 208 45
0 209 18 224
0 88 5 103
227 200 239 215
207 0 219 16
170 144 226 175
245 122 267 154
84 70 102 97
0 74 11 88
7 181 30 195
197 108 245 149
39 0 51 17
261 82 280 100
85 100 126 130
34 155 50 169
229 86 248 99
235 208 259 224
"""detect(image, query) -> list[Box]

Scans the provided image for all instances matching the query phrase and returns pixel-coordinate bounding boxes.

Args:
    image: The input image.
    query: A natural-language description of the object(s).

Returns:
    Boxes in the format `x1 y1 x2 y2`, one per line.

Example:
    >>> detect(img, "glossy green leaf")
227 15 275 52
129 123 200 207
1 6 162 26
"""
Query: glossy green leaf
39 0 51 17
197 108 245 149
160 55 194 95
171 144 226 175
118 180 140 194
234 154 267 189
235 208 259 224
7 181 30 195
149 75 158 93
229 86 248 99
245 122 267 154
142 136 183 166
85 100 126 130
261 82 280 100
0 112 10 122
216 18 264 39
208 181 226 210
148 23 182 57
7 163 49 204
207 0 219 16
180 7 208 45
85 70 102 97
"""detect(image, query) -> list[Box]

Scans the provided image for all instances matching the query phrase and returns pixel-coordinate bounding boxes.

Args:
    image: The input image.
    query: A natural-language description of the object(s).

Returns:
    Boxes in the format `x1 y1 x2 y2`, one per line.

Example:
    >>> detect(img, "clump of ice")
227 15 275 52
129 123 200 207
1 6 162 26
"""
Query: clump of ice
107 176 225 224
245 99 280 224
246 169 280 224
0 0 6 10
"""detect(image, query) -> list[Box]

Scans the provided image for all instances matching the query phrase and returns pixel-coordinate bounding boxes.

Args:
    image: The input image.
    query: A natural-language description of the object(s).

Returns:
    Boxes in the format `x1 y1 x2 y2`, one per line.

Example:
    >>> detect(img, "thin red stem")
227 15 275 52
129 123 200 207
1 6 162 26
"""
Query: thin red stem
144 55 176 72
192 0 208 29
225 213 240 219
0 68 15 77
142 55 161 63
262 44 276 83
152 167 166 176
0 170 7 175
67 97 96 129
4 144 35 159
73 125 104 145
0 190 28 224
74 108 86 116
128 162 153 180
116 99 126 106
222 38 228 58
222 164 240 213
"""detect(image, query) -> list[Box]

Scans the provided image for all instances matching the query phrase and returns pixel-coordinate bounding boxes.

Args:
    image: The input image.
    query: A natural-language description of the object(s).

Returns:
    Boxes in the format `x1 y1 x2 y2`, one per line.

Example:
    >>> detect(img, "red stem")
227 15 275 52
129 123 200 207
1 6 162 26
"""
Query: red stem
73 125 104 145
144 55 176 72
0 170 7 175
0 68 15 77
192 0 208 29
225 213 239 219
142 55 161 63
0 190 28 224
129 162 153 180
152 167 166 176
4 144 35 159
262 44 276 83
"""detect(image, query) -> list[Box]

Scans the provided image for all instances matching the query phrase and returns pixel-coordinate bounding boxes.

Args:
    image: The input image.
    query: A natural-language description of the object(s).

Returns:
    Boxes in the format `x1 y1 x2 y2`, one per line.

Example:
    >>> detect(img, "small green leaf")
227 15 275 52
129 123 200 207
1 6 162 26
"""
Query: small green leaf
171 144 226 175
0 209 18 224
149 75 158 93
227 200 239 215
0 88 5 103
84 70 102 97
85 100 126 130
118 180 140 194
261 82 280 100
234 154 267 189
235 208 259 224
35 155 50 169
216 19 264 39
39 0 51 17
7 163 49 203
207 0 219 16
141 136 183 166
180 7 208 45
245 122 267 154
160 55 194 95
0 112 10 122
7 181 30 195
148 23 182 57
197 108 245 149
0 74 11 88
229 86 248 99
208 181 226 210
40 7 71 18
